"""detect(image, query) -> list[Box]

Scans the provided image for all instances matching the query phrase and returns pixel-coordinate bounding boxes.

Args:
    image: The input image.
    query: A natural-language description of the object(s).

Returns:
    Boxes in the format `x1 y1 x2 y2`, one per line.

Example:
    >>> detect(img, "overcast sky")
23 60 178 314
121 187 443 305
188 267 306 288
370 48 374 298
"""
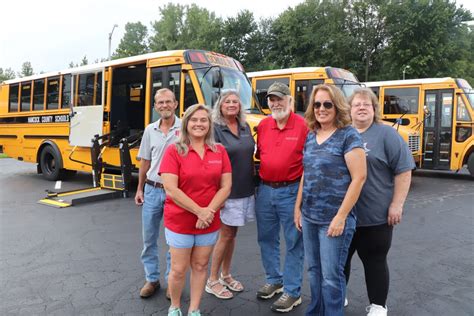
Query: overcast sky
1 0 472 74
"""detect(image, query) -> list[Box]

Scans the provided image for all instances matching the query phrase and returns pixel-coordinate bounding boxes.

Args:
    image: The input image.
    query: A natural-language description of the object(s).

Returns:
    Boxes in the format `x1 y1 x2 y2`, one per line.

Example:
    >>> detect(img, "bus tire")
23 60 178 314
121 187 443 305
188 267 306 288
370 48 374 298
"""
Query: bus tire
39 145 65 181
468 153 474 177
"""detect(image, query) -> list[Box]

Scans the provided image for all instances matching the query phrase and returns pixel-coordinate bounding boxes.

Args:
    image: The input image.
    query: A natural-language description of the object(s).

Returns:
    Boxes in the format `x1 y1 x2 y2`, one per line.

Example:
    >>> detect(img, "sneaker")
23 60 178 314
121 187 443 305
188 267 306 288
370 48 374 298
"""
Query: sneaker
366 303 387 316
188 310 201 316
168 307 182 316
345 297 348 307
139 281 160 298
256 283 283 299
270 293 302 313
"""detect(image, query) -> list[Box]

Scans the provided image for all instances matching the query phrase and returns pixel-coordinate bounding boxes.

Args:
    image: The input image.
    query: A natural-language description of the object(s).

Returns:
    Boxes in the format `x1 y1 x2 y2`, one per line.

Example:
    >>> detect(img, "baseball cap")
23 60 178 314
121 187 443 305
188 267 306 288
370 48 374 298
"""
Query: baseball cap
266 82 291 98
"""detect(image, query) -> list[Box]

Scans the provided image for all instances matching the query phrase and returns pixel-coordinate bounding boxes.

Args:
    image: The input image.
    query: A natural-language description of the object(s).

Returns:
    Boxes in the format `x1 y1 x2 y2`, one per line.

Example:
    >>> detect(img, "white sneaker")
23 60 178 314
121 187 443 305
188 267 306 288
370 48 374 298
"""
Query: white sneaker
344 297 348 307
366 303 387 316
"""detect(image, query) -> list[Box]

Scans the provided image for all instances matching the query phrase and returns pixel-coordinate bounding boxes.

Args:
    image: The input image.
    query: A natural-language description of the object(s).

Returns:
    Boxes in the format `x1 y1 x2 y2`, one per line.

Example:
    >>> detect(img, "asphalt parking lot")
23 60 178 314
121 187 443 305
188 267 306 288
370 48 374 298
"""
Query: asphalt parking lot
1 158 473 316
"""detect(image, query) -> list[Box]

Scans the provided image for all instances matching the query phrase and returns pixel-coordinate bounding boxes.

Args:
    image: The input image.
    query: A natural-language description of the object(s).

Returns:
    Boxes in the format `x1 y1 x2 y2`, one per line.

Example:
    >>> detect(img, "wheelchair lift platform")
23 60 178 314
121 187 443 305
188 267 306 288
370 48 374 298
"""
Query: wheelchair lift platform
38 131 141 208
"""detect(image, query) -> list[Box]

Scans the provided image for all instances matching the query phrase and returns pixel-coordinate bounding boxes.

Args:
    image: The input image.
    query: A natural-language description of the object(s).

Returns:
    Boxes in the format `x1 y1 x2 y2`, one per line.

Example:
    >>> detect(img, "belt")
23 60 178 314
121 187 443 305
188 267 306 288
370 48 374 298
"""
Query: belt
145 179 164 189
261 177 301 189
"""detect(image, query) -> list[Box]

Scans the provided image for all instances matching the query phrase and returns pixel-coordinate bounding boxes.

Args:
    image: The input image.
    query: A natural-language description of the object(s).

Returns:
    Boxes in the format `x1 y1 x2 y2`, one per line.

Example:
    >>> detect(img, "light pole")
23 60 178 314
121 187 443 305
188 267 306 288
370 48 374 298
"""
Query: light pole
108 24 118 61
402 65 410 80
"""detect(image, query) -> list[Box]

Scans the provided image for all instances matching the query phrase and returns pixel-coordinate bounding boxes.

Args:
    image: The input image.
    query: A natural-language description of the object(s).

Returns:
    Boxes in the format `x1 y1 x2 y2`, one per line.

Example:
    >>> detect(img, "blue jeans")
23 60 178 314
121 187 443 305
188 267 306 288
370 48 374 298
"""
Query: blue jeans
255 183 304 297
141 184 170 283
302 216 356 316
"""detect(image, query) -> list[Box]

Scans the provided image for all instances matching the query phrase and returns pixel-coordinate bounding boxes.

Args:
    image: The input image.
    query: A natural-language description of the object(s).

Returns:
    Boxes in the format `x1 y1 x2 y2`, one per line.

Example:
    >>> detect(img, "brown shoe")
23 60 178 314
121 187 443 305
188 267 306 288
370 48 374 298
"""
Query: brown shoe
166 287 171 300
140 281 160 298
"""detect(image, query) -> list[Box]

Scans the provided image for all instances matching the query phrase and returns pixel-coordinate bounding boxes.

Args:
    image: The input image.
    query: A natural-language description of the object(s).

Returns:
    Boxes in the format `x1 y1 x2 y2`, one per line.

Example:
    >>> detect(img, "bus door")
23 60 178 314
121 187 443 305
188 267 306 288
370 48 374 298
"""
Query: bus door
149 65 182 121
69 69 104 147
423 89 454 170
294 79 324 113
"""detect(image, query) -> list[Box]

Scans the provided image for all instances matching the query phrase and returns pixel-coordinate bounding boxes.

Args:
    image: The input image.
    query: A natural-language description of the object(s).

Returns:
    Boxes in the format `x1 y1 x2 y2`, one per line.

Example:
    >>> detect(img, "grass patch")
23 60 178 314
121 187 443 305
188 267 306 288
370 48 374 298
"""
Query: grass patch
0 153 9 158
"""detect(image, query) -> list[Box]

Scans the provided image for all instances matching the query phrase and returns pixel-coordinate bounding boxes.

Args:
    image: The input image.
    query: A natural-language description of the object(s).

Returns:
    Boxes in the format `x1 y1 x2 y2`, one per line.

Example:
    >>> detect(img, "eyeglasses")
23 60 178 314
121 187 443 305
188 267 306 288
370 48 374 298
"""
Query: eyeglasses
314 101 334 110
352 103 372 108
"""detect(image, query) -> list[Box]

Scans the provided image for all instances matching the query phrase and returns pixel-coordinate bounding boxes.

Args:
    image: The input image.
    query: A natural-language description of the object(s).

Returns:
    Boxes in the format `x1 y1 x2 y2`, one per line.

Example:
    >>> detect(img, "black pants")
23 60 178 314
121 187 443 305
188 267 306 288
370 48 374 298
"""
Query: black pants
344 223 393 306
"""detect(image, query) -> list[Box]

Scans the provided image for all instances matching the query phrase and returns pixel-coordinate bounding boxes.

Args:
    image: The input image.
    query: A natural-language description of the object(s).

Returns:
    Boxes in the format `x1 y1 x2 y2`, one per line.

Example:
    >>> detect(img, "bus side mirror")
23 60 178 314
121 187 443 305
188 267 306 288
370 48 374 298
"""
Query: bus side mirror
211 92 220 106
211 69 223 88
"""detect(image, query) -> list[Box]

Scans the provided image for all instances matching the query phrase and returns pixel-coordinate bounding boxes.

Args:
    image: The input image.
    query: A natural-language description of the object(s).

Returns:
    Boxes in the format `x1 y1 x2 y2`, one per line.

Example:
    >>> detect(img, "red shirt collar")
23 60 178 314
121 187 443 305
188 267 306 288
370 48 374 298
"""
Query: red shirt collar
270 111 296 130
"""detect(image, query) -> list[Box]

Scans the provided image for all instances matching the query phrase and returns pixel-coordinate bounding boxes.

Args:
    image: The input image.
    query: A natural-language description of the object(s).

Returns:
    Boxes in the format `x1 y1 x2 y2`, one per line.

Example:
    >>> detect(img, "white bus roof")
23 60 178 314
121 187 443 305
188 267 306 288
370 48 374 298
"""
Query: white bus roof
3 50 186 85
247 67 328 78
364 77 457 87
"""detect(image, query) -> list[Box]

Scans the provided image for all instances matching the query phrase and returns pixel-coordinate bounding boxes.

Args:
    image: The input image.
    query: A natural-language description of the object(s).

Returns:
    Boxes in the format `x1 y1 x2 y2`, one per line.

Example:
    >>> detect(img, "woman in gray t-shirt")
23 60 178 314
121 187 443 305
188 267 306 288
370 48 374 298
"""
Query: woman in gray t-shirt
206 89 256 299
345 88 415 316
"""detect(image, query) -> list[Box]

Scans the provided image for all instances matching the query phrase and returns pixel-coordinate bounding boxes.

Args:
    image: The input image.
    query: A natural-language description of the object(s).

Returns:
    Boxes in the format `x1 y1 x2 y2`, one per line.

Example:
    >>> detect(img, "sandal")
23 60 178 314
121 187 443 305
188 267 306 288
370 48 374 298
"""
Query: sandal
219 273 244 292
205 279 233 299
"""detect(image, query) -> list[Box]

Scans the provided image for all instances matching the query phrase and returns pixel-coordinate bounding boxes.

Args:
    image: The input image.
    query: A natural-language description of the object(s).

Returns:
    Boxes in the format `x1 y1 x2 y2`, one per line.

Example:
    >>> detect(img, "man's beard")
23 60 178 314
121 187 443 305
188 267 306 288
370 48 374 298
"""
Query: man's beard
160 110 174 119
272 107 290 121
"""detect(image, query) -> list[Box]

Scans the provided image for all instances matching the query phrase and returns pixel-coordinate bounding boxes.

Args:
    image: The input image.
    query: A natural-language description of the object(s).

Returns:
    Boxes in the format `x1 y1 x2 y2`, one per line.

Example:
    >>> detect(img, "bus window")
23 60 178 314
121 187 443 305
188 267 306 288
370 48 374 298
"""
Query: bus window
33 79 45 111
295 79 324 113
184 73 198 111
369 86 379 98
169 69 181 102
457 95 471 121
47 77 60 110
61 74 71 108
441 93 453 128
150 66 182 123
383 87 419 115
9 84 19 112
256 77 290 109
95 72 102 105
21 82 32 111
75 72 102 106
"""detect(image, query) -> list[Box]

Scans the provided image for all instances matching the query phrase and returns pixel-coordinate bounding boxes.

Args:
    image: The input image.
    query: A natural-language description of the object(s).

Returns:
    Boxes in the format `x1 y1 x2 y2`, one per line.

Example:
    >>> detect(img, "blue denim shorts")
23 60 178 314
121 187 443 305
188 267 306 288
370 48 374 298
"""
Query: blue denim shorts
165 228 219 248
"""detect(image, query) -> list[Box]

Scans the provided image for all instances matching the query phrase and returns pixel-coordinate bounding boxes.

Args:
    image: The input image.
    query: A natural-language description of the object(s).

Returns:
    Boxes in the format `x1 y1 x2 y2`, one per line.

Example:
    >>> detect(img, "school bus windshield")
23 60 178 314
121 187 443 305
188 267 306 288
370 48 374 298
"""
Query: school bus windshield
193 66 253 112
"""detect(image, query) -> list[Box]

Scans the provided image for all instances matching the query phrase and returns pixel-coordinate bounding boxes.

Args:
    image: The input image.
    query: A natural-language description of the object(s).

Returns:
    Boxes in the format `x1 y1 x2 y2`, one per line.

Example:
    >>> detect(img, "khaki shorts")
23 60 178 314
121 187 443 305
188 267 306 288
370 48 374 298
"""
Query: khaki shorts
220 195 255 227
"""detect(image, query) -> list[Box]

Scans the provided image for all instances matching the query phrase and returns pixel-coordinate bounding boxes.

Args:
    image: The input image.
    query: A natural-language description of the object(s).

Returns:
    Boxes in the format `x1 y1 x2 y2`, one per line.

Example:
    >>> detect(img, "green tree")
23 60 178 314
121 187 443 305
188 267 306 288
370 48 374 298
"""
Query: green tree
114 22 149 58
149 3 222 52
268 0 356 70
18 61 34 77
219 10 269 71
382 0 472 80
80 56 88 66
0 67 16 82
347 0 387 81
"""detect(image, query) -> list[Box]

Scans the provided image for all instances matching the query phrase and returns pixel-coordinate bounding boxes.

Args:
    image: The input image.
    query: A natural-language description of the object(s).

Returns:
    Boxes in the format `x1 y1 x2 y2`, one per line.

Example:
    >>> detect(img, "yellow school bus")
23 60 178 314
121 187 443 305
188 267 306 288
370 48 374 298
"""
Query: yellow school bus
247 67 419 159
365 78 474 176
248 67 362 114
0 50 263 181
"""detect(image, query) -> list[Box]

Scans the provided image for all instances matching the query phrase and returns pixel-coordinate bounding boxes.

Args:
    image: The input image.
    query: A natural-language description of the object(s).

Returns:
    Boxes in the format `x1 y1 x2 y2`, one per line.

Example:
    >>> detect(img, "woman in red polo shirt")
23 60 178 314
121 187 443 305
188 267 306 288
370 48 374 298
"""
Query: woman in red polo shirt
160 104 232 316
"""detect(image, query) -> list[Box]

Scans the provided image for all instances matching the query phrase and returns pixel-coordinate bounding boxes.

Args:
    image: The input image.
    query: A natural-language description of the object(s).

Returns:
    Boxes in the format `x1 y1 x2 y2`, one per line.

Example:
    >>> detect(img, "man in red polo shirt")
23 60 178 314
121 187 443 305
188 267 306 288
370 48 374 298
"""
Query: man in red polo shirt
255 82 308 313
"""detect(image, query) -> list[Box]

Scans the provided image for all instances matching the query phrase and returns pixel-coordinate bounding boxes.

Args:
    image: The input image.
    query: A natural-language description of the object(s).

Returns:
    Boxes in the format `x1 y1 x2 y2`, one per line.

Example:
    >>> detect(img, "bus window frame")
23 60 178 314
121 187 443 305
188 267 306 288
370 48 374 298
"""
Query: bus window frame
8 83 20 113
32 78 46 111
70 68 105 108
46 76 61 110
20 81 33 112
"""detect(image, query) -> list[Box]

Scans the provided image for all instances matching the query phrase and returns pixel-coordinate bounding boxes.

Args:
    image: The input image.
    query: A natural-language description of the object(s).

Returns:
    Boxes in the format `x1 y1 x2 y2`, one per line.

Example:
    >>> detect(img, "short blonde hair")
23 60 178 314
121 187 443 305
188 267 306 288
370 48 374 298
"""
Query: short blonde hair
175 104 216 156
212 89 246 126
304 84 351 131
154 88 176 102
348 87 382 123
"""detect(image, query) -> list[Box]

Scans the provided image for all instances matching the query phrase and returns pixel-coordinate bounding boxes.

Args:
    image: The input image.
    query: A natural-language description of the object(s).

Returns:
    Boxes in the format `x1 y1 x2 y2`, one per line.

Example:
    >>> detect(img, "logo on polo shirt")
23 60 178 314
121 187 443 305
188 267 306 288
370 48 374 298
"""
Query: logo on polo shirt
208 160 222 164
286 136 298 141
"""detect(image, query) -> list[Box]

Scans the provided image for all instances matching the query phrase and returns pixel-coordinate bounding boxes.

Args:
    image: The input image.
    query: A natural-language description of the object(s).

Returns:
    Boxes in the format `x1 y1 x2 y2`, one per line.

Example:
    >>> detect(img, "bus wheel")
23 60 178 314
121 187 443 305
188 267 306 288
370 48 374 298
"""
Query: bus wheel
468 153 474 177
40 145 65 181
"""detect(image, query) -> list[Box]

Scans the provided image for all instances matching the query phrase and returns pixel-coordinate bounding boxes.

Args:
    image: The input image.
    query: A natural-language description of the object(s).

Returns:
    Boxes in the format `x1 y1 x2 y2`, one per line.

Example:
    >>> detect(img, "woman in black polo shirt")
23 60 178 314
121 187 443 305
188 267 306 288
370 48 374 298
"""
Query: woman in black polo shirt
205 89 256 299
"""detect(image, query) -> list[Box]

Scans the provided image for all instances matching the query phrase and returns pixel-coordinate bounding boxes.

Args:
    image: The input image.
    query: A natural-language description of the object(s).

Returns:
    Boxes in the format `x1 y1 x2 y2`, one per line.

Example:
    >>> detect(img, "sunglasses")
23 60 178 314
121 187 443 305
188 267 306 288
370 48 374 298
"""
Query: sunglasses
314 101 334 109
